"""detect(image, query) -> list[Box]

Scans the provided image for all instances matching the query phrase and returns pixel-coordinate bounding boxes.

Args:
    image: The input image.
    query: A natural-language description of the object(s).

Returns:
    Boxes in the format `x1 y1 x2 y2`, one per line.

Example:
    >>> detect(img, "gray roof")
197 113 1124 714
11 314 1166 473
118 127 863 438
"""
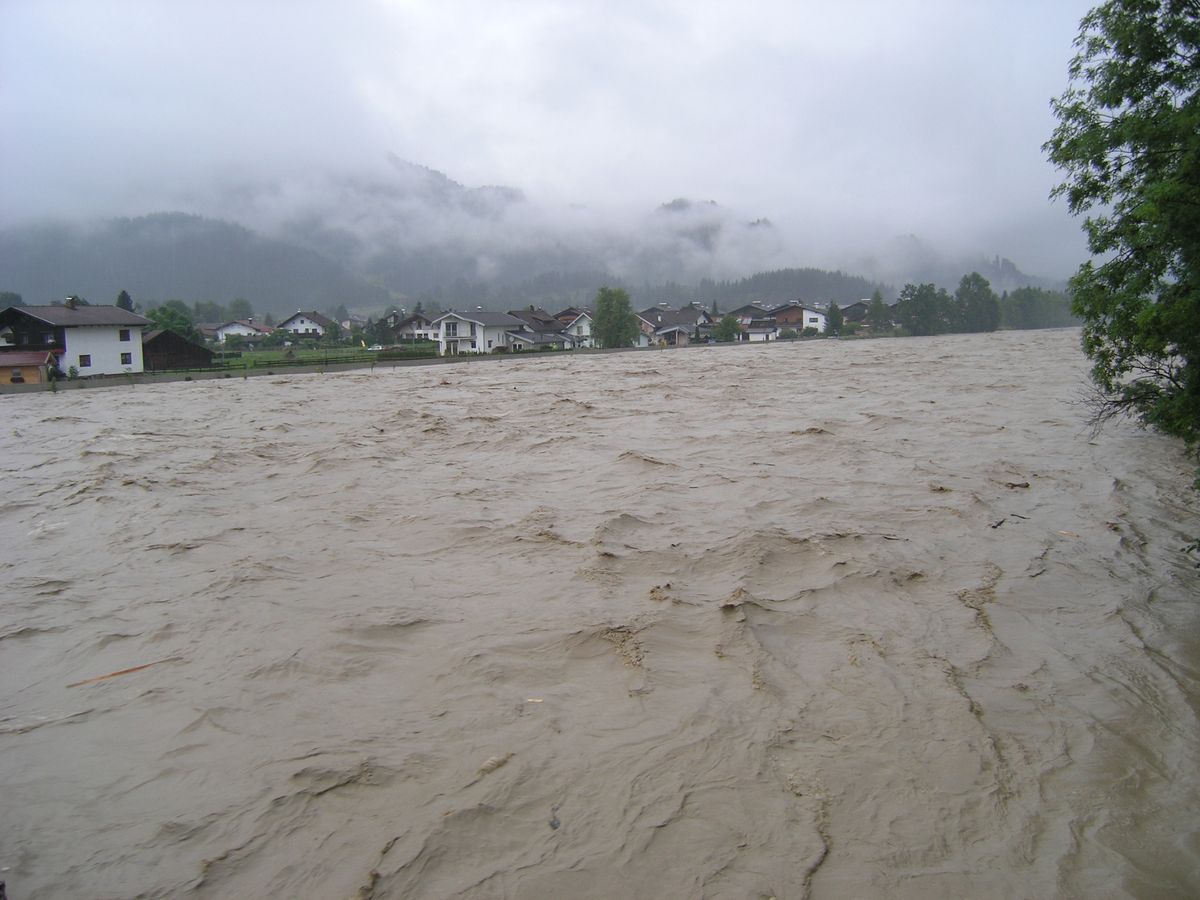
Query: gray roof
507 308 564 331
508 330 567 345
1 304 149 327
637 307 711 329
438 310 527 327
279 310 340 330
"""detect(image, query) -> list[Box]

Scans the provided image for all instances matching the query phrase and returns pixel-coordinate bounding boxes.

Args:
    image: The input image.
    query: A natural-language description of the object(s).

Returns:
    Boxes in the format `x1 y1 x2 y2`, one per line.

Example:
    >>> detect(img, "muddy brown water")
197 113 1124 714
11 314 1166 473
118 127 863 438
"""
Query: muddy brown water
2 328 1198 899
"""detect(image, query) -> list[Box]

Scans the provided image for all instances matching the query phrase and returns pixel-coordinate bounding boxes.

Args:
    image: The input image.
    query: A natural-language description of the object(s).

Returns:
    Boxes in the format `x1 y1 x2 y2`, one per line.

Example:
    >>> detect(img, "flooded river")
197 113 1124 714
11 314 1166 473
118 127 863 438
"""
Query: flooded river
2 328 1198 898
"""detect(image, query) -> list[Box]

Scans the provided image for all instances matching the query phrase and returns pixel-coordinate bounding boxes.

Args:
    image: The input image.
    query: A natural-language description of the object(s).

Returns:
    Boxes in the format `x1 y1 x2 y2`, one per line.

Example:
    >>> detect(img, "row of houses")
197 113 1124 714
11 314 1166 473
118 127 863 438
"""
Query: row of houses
0 295 871 381
0 304 358 383
384 297 856 356
200 310 341 344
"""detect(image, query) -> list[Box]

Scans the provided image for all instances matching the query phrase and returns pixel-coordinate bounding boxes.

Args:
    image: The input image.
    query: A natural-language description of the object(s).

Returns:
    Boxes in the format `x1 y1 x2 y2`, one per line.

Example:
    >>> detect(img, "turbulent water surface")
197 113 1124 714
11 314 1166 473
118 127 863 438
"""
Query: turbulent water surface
2 329 1199 899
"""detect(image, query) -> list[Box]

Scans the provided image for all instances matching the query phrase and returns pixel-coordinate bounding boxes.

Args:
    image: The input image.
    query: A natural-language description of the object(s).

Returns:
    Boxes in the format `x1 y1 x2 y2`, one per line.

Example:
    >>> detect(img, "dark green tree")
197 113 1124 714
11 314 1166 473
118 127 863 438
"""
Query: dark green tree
955 273 1001 332
592 286 639 348
192 300 226 323
895 283 954 336
825 301 844 335
228 298 253 320
1000 287 1078 330
1045 0 1200 455
714 313 741 342
147 301 201 343
263 312 275 328
115 290 134 311
0 291 23 308
867 290 892 332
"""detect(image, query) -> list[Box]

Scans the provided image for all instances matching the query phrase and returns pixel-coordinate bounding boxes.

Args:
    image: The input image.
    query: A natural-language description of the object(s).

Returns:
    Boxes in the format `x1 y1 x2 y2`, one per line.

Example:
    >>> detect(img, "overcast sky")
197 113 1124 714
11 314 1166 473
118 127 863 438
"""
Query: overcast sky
2 0 1096 277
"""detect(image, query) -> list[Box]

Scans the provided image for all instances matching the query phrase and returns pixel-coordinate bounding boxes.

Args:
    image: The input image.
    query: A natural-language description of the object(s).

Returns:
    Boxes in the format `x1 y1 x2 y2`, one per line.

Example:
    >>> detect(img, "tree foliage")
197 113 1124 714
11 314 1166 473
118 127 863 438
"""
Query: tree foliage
955 273 1001 332
999 287 1077 329
894 283 955 336
592 286 639 348
825 301 844 335
892 275 1005 336
228 298 253 320
146 301 201 343
714 313 741 342
867 290 892 332
116 290 134 311
1045 0 1200 454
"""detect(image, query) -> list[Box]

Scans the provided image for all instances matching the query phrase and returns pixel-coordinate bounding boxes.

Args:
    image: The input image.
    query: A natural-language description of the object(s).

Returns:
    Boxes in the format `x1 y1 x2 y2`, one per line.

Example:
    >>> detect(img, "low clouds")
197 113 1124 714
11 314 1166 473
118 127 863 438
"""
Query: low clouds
3 0 1094 277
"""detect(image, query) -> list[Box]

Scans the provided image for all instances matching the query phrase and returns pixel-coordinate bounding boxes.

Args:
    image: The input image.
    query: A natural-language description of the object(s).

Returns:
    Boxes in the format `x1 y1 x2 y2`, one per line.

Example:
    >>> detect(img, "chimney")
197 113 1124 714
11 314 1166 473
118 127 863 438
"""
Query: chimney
65 296 78 309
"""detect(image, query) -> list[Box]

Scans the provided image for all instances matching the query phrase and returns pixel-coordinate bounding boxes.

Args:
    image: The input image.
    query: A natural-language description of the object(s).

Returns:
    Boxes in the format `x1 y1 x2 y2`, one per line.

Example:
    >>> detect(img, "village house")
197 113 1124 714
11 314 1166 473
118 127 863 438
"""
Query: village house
770 302 827 333
386 311 436 343
842 299 884 324
214 319 274 343
0 302 149 375
637 303 714 346
724 303 778 341
277 311 340 338
561 310 593 348
504 306 587 350
507 306 563 333
433 310 528 355
507 330 571 351
552 306 590 327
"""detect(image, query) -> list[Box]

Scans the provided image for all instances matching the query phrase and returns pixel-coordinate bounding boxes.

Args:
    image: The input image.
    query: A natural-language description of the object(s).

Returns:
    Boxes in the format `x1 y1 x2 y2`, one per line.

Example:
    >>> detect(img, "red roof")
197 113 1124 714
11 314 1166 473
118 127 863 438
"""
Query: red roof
1 350 57 366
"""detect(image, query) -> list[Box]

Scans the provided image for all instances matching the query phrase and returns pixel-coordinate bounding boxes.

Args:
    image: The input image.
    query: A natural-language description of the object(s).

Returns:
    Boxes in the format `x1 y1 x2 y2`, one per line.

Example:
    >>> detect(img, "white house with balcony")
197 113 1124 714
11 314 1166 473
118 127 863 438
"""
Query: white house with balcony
433 311 527 355
0 303 148 375
562 311 594 348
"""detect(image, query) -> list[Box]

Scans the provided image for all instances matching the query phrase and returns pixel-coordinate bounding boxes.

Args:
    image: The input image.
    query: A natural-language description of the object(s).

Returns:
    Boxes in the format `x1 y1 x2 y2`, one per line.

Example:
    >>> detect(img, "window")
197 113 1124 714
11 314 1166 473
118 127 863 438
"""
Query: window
488 340 493 348
78 354 91 367
808 317 818 324
120 352 132 365
445 322 458 337
470 341 476 349
119 329 131 341
43 333 54 344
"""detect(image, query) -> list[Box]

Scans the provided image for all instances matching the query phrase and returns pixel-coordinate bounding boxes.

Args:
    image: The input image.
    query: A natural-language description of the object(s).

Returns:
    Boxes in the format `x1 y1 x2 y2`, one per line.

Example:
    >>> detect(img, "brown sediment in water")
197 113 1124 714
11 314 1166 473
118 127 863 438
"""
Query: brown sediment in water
1 328 1198 898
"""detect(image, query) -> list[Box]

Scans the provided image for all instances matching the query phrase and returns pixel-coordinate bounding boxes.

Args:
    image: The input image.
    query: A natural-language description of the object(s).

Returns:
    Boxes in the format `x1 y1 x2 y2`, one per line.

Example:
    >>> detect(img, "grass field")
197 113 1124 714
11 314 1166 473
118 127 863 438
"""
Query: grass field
209 344 439 370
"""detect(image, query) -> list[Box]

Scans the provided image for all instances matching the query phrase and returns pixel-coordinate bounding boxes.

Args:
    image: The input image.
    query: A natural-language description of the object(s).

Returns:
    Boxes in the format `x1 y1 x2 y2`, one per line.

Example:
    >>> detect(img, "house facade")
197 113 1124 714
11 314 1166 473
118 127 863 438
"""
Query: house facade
214 319 274 343
278 311 339 338
638 304 714 346
562 311 593 348
771 303 827 333
388 312 436 342
433 311 527 355
0 304 149 375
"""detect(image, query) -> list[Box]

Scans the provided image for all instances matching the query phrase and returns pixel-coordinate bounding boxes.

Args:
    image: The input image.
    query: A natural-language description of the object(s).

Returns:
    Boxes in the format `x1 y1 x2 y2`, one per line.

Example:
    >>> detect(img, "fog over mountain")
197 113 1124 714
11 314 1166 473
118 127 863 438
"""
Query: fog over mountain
2 1 1092 310
0 157 1059 315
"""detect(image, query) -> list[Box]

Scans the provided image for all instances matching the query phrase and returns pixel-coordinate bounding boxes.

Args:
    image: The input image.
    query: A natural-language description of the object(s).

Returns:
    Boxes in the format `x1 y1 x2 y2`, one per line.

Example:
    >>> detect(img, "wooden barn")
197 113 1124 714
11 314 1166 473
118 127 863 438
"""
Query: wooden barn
142 329 214 371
